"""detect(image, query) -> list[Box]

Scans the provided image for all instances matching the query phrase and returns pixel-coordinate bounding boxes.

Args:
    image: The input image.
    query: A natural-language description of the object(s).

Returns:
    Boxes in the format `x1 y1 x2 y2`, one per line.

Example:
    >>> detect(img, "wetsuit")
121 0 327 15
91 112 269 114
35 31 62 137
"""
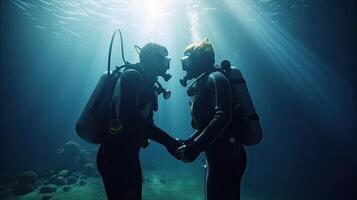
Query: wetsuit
188 71 247 200
96 65 180 200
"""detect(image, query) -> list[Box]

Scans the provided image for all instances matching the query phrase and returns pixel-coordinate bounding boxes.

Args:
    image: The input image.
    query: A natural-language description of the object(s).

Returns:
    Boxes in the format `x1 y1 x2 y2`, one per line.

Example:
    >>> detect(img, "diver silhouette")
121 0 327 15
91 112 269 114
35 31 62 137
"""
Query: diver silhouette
176 39 262 200
78 41 180 200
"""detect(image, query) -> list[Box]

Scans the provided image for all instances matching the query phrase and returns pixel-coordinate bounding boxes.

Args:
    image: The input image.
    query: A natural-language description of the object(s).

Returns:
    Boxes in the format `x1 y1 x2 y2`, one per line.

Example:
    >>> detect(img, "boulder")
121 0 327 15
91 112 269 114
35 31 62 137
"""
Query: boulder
49 175 57 184
13 171 37 195
55 176 66 186
66 177 77 185
63 141 81 155
39 185 57 194
57 170 69 177
78 180 86 186
13 184 35 196
36 178 48 186
70 172 80 179
52 141 88 171
16 171 37 186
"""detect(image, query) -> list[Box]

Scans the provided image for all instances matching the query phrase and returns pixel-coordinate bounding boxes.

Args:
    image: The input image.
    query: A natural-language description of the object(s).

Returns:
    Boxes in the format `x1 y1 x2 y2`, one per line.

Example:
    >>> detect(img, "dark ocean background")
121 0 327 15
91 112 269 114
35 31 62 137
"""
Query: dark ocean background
0 0 356 199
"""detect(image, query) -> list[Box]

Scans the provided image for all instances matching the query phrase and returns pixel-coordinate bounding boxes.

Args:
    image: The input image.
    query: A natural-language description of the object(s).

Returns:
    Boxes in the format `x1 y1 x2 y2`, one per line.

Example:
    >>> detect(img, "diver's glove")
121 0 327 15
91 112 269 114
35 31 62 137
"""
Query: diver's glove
176 144 201 163
177 138 194 146
166 138 182 160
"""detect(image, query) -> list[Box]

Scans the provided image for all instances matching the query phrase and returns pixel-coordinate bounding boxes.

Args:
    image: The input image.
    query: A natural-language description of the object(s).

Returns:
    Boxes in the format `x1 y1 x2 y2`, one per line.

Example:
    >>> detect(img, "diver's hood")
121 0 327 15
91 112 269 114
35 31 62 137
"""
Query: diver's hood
136 43 172 99
136 44 172 82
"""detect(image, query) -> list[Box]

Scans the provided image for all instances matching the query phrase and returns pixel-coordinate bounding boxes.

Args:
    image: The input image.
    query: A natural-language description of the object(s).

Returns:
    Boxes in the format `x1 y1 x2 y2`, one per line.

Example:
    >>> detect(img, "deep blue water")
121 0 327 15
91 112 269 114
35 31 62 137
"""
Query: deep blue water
0 0 356 199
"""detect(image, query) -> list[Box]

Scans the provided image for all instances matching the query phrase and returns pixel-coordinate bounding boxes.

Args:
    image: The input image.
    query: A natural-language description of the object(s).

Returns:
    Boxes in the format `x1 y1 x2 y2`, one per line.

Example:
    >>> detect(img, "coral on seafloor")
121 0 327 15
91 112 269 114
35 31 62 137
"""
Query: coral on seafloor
3 141 101 198
52 141 88 171
13 171 38 195
83 163 96 177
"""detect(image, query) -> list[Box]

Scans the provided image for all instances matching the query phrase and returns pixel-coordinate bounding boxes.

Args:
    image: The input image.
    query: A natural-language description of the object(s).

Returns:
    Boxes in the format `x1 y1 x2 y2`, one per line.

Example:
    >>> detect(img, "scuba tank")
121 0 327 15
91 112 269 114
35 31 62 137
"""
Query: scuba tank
219 60 263 146
76 29 126 144
75 70 121 144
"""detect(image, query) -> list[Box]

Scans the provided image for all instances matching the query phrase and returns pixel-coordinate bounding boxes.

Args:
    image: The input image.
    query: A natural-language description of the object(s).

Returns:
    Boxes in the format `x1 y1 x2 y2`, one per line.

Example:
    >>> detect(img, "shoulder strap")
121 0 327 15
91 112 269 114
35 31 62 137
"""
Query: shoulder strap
110 63 138 116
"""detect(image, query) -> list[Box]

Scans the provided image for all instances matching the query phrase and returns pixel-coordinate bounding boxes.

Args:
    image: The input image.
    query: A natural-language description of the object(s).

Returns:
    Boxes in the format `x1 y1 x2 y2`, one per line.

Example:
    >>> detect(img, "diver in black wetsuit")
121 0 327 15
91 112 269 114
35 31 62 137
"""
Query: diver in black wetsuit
176 39 247 200
96 43 181 200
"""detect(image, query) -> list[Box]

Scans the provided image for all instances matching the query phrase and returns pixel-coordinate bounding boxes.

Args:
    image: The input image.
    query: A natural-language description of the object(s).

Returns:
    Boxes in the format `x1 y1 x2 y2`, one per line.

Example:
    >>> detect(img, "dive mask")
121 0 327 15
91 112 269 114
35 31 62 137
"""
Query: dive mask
156 50 172 98
181 53 192 71
154 45 171 81
162 55 171 70
159 55 172 81
180 53 193 87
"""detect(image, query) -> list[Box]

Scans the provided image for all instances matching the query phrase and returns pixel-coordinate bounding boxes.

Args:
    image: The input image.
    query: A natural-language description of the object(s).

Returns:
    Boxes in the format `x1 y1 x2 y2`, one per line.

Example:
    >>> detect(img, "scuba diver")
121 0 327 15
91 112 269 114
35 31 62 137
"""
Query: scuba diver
76 30 180 200
176 38 262 200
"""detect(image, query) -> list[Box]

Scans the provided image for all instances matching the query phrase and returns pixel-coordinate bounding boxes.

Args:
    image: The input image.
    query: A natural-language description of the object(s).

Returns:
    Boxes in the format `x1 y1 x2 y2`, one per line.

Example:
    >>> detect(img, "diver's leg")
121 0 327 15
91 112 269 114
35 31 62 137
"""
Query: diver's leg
98 133 143 200
206 158 236 200
97 145 128 199
96 145 112 198
129 160 142 200
103 175 128 199
205 163 215 200
136 162 143 200
234 146 247 200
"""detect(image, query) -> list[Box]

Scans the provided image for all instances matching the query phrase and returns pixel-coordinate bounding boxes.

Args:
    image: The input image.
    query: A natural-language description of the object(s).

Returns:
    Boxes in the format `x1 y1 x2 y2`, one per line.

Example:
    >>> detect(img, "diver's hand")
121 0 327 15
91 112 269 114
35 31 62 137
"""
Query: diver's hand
166 138 181 160
177 138 194 146
176 145 189 162
176 144 200 163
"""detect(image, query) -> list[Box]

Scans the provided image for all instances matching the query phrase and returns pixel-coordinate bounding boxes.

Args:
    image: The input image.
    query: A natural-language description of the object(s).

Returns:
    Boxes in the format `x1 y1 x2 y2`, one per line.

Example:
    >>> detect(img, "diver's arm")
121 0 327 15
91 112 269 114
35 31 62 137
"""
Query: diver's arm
120 69 180 154
146 125 181 154
120 69 159 126
120 69 157 128
192 72 232 152
180 130 201 145
189 130 201 139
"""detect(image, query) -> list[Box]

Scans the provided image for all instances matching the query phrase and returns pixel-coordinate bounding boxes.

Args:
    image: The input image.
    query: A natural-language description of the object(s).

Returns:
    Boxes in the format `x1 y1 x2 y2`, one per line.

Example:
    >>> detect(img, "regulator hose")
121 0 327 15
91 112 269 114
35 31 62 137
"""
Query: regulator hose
107 29 127 75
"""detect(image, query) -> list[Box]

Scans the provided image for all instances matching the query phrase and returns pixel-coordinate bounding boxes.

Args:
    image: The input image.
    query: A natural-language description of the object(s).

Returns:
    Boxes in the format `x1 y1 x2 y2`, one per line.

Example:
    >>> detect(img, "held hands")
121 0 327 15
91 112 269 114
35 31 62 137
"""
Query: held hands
177 138 194 146
176 144 200 163
166 137 200 162
166 138 182 160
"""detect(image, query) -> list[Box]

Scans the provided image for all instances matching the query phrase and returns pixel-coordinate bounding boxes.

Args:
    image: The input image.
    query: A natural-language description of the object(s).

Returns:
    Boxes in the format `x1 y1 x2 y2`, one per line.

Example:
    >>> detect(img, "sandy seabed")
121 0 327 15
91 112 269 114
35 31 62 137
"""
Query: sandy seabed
7 170 275 200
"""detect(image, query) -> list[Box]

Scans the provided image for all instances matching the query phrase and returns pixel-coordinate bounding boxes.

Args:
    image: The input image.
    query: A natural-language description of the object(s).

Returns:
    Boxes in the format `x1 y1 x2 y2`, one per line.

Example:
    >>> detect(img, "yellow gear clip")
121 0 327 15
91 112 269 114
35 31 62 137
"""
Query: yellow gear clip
109 118 123 135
